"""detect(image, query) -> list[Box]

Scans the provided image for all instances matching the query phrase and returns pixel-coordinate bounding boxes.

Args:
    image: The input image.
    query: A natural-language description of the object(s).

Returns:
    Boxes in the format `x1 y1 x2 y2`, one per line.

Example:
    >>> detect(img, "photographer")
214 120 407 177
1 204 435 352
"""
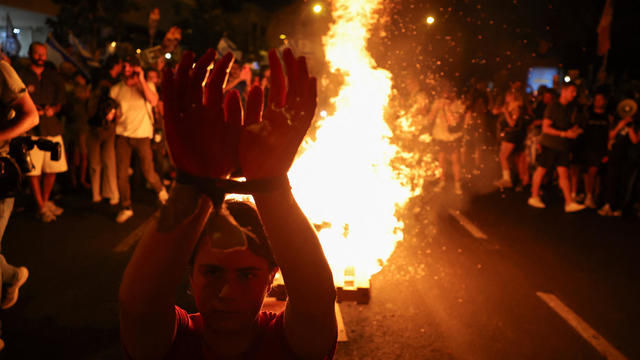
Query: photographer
110 55 168 223
17 42 68 223
0 59 38 349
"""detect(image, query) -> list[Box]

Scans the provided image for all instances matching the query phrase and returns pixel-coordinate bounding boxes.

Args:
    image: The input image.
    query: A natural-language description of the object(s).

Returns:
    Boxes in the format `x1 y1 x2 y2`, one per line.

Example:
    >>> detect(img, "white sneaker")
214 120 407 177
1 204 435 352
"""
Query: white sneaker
39 208 56 223
527 197 546 208
493 178 513 188
584 195 596 209
116 208 134 223
158 187 169 205
598 203 612 216
565 201 586 213
44 201 63 216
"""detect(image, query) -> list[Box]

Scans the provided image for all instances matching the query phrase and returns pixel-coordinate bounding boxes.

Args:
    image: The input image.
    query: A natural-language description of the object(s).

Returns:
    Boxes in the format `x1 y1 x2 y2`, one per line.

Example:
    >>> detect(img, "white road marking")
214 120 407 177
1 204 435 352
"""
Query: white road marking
335 302 348 342
448 209 488 239
448 209 499 249
537 292 628 360
113 210 160 253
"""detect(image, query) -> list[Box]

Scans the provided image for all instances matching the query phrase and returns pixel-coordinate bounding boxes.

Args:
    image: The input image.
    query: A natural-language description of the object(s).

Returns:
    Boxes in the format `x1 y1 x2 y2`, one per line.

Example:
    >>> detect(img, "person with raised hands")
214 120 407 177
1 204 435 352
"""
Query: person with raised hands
119 48 337 360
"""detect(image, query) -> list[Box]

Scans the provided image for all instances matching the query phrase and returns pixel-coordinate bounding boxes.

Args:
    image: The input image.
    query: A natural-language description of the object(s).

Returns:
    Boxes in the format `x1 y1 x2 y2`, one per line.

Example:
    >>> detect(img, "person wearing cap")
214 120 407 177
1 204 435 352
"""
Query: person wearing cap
119 48 337 359
110 55 168 223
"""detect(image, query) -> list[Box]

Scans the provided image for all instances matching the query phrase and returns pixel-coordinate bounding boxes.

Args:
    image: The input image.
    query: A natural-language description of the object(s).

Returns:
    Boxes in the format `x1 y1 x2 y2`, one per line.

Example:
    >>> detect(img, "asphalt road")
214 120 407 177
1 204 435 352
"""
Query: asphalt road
0 177 638 359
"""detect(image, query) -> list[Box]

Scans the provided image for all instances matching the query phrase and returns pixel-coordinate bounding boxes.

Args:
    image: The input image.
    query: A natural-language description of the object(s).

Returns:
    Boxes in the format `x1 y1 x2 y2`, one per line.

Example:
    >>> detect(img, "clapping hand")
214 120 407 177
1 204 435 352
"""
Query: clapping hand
162 49 241 179
161 48 316 183
239 49 316 180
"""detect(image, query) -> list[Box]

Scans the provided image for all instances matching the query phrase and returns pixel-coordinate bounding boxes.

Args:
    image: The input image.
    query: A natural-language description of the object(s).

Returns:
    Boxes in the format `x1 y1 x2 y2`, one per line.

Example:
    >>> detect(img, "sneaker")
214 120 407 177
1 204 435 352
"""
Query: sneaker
494 178 513 188
598 203 612 216
584 195 596 209
44 201 63 216
565 202 586 213
611 209 622 217
158 187 169 205
1 267 29 309
527 196 546 209
92 196 102 203
116 208 134 223
39 208 56 223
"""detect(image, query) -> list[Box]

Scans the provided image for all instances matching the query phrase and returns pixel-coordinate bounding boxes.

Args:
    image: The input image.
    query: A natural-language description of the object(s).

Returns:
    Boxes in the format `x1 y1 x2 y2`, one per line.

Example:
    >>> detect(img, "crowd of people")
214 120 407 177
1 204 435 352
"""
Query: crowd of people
409 75 640 217
0 40 272 224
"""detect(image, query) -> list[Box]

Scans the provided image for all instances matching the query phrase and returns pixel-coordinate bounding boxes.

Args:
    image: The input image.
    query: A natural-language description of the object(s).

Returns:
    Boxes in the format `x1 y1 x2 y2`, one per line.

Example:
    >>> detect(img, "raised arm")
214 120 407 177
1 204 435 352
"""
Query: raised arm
135 65 159 106
119 49 237 360
240 49 337 359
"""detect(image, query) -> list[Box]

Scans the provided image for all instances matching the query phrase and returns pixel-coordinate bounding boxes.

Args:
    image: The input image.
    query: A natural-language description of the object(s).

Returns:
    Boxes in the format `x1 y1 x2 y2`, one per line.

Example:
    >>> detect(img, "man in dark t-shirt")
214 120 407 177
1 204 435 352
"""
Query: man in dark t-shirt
17 42 68 222
528 82 586 212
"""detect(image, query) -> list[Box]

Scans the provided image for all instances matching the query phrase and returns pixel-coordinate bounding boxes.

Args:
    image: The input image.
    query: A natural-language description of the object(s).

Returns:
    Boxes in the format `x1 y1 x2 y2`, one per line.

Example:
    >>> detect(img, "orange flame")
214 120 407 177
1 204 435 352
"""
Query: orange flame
288 0 414 288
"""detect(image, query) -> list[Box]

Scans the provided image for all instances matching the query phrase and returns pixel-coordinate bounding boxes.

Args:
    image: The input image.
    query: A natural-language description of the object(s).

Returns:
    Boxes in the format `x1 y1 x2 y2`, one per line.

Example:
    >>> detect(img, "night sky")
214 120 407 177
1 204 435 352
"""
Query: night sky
366 0 640 86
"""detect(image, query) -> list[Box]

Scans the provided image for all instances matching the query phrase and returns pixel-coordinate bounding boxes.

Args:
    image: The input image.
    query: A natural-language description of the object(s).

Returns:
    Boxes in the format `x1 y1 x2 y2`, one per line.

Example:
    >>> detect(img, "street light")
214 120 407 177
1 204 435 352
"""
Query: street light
426 16 435 25
564 75 571 83
280 34 287 40
313 3 323 14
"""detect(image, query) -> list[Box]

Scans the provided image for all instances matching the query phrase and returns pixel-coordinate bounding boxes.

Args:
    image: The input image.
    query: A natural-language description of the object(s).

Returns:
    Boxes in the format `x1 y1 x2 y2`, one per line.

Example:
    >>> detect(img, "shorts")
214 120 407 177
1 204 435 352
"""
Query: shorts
434 137 462 154
577 150 606 167
537 145 570 170
27 135 68 176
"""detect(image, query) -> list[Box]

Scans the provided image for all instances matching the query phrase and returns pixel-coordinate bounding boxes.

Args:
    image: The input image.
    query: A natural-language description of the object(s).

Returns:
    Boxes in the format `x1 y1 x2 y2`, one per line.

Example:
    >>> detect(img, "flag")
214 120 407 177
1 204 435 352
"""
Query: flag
597 0 613 56
2 13 21 57
45 32 92 80
217 36 242 61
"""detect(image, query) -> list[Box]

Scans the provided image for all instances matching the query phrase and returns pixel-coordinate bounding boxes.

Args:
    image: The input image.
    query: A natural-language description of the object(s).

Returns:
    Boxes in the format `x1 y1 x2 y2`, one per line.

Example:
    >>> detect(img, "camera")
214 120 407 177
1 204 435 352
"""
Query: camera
0 137 61 198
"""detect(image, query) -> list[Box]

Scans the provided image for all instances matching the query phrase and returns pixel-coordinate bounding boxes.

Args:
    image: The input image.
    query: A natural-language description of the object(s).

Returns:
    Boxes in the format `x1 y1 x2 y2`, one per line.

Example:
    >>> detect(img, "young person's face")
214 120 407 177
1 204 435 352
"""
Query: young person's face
191 245 276 333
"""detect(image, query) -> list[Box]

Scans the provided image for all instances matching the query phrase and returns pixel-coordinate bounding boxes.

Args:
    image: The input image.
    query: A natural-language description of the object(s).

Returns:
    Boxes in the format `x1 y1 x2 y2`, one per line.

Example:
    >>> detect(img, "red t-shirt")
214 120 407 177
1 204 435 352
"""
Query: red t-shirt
157 306 336 360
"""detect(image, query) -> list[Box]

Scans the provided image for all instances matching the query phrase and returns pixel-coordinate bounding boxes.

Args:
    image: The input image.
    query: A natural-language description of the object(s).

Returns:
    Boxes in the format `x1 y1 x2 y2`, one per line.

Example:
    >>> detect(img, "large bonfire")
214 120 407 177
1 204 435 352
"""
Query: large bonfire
288 0 415 288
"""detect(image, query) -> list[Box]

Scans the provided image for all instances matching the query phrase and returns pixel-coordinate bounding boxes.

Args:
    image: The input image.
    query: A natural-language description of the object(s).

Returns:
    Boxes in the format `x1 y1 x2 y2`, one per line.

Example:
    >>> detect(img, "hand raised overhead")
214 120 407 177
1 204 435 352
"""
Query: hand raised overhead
162 48 316 183
240 48 317 180
161 49 242 179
